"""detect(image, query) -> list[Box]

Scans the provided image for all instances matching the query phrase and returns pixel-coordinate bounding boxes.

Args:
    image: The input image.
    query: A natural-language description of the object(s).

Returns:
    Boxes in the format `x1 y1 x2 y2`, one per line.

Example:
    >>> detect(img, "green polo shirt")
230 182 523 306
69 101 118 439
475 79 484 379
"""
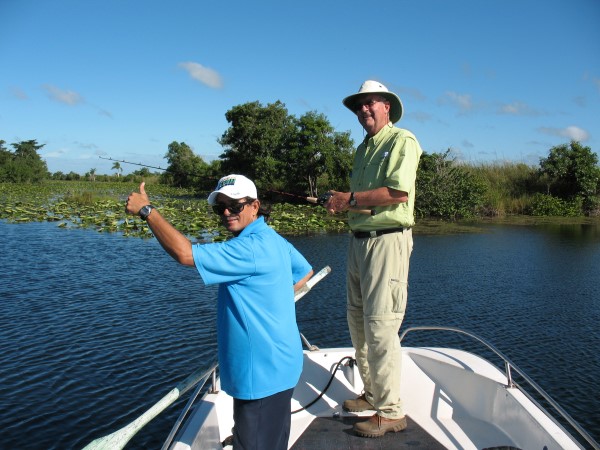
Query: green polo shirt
349 123 423 231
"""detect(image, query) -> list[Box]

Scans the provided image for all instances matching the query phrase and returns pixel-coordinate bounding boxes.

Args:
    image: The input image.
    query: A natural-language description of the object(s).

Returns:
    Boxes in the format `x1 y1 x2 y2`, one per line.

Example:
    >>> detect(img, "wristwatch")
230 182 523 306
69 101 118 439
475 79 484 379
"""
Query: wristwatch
138 205 155 221
349 192 357 207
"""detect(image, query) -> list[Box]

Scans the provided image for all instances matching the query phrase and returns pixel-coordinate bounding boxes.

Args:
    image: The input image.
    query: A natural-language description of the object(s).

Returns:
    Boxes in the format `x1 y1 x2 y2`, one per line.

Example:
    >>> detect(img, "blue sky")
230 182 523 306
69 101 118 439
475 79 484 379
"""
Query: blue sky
1 0 599 175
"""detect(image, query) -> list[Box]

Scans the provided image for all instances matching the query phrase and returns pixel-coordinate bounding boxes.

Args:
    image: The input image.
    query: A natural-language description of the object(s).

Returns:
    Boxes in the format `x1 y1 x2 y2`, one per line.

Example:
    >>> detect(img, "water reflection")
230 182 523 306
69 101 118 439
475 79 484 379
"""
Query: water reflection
538 222 600 242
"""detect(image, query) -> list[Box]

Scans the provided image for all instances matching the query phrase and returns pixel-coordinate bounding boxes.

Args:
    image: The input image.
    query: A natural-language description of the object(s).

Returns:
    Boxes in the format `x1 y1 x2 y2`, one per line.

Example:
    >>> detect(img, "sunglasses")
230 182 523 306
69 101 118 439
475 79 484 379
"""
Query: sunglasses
353 98 386 112
212 200 253 215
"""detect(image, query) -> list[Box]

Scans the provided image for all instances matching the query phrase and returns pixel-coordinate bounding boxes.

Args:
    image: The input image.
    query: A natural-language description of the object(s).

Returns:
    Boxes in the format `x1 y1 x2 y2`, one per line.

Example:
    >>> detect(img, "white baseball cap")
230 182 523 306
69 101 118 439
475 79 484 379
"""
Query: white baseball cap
207 174 258 205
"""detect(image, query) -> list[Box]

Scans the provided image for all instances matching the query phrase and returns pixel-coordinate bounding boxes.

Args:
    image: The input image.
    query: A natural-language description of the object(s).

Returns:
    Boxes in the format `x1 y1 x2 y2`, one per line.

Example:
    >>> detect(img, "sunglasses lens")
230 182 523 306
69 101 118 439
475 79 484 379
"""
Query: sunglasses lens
212 201 248 215
354 98 383 112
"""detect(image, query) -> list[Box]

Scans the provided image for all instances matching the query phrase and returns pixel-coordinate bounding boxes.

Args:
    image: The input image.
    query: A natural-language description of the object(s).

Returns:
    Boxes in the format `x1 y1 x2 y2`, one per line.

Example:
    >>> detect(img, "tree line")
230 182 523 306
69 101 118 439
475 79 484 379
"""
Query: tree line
2 100 599 219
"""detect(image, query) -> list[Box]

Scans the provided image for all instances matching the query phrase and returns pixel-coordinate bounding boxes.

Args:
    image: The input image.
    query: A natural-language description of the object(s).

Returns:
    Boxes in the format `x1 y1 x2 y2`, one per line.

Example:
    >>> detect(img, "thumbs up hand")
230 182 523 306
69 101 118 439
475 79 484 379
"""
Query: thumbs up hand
125 182 151 215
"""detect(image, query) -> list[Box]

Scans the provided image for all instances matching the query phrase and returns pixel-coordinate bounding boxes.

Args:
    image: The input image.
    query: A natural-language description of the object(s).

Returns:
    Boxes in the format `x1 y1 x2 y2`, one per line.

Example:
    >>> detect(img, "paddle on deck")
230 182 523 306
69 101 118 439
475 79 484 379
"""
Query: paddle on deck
294 265 331 302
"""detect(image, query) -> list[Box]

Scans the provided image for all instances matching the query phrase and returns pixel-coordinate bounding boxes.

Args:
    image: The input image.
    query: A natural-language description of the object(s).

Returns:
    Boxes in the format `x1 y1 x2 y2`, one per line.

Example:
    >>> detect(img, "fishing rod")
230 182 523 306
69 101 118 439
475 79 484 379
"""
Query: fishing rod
100 157 374 215
99 156 169 172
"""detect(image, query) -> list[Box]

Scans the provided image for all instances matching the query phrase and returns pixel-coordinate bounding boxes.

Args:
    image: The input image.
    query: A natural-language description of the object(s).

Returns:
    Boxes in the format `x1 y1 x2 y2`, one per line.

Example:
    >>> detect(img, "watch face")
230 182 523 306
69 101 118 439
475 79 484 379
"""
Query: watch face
140 205 153 219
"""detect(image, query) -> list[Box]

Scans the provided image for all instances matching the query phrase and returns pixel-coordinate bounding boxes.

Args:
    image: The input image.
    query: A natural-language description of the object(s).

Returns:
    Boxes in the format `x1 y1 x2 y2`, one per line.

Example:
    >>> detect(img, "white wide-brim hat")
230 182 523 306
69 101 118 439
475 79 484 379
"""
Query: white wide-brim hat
342 80 403 123
207 174 258 205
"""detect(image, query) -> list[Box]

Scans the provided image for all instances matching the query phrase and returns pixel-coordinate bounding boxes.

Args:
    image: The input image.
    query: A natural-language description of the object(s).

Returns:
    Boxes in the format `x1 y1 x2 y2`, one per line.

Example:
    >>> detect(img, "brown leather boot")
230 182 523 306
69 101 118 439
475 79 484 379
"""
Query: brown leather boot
342 393 375 412
353 413 407 438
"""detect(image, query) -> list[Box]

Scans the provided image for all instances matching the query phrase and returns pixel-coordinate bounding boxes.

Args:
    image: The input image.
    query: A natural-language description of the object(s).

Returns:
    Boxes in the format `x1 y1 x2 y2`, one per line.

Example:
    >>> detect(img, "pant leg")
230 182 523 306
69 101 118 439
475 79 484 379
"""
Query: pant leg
232 388 294 450
347 236 374 402
348 230 413 419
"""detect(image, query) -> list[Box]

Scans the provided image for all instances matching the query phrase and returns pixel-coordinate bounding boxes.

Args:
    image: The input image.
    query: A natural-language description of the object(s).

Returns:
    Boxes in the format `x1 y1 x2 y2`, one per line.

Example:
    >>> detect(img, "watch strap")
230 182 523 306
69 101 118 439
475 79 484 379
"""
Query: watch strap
349 192 357 207
139 205 155 221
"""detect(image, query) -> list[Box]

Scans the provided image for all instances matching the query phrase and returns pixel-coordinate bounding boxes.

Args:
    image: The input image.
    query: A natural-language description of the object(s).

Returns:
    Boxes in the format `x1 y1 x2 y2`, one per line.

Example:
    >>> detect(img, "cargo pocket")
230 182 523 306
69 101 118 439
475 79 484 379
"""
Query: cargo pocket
389 277 407 319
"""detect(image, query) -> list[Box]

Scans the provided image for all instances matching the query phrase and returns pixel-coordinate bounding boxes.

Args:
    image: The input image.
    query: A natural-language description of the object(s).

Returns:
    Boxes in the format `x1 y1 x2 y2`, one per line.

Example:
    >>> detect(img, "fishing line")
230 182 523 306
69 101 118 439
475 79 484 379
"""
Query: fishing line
99 156 170 172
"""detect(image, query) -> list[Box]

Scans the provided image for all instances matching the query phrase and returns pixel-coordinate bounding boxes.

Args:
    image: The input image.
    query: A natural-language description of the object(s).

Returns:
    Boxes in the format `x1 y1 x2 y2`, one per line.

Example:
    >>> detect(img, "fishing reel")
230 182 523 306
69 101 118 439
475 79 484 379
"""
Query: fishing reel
316 192 333 205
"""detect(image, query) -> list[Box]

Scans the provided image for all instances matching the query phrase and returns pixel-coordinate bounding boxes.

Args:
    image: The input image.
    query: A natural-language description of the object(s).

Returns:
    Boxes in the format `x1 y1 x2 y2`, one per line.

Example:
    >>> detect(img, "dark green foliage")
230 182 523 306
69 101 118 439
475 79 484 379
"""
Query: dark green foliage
285 111 354 196
0 139 49 183
4 112 598 221
217 101 354 196
161 141 212 190
415 150 486 219
538 141 600 216
582 195 600 216
218 101 295 186
526 193 583 217
539 141 599 199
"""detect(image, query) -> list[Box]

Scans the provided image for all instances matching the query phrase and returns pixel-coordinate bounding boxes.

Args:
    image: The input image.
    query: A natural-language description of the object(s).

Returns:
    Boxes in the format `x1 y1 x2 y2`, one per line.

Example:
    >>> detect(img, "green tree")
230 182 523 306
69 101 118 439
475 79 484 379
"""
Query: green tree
416 149 486 219
0 140 10 181
134 167 152 177
87 168 97 182
539 141 599 199
218 102 354 196
285 111 354 196
0 139 49 182
111 161 122 178
65 171 81 181
162 141 210 189
218 101 295 188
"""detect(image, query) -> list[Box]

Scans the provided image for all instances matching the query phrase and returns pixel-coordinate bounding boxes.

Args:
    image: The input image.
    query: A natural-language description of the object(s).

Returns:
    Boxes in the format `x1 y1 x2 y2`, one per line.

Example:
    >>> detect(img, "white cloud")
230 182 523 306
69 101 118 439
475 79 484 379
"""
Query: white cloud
583 72 600 93
398 86 426 101
538 125 590 142
10 86 28 100
498 101 539 116
563 126 590 141
42 84 84 105
178 62 223 88
438 91 473 112
461 139 474 148
409 111 432 123
43 149 68 158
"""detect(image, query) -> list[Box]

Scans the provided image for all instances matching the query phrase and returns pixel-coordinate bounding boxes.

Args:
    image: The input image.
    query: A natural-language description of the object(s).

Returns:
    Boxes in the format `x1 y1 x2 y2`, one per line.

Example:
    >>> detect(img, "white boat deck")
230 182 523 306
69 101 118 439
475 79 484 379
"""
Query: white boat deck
170 346 585 450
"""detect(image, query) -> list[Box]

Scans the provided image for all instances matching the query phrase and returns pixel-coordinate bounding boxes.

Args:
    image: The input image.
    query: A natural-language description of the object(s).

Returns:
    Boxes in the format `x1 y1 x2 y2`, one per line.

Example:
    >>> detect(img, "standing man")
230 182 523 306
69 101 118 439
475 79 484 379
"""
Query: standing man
126 174 313 450
325 80 422 438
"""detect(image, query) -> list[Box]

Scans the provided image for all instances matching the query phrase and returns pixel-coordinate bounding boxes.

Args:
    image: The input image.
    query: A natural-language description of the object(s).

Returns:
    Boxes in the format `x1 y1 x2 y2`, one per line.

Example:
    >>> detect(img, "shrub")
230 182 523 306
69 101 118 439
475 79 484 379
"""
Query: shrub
527 193 582 217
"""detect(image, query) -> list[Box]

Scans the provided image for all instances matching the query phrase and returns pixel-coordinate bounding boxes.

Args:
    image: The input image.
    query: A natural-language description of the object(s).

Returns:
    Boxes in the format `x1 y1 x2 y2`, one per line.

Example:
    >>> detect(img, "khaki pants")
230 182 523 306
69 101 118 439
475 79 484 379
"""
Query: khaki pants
346 229 413 419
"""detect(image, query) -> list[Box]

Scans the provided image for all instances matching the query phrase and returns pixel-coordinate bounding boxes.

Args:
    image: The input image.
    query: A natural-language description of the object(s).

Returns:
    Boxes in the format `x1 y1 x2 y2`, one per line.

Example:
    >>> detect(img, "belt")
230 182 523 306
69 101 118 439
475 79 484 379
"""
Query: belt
353 227 406 239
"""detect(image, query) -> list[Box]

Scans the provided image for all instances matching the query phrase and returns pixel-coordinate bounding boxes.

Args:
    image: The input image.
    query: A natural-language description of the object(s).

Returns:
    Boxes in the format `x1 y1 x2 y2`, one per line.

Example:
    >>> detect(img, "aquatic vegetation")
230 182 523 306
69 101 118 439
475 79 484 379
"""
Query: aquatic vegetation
0 181 348 240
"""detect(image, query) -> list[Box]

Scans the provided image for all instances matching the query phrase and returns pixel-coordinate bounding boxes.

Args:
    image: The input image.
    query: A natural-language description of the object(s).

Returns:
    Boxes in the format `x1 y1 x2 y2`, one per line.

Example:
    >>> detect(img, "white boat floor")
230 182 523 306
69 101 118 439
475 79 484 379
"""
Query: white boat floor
290 415 446 450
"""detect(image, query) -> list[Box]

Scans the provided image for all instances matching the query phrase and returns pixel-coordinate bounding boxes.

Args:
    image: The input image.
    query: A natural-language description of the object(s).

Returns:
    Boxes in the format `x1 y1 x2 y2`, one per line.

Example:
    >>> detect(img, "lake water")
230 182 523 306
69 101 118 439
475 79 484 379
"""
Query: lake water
1 221 599 449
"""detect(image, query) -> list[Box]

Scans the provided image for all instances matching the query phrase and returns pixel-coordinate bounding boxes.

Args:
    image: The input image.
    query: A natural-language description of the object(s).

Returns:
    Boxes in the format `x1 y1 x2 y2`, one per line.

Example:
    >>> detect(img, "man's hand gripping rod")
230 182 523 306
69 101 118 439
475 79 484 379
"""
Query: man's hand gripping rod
307 192 375 216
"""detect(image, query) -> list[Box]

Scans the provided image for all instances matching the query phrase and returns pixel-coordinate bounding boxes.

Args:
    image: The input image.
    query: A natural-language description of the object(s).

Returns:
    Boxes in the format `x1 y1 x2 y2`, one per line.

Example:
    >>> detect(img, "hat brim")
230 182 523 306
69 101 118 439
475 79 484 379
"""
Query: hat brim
343 92 403 124
207 188 252 205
